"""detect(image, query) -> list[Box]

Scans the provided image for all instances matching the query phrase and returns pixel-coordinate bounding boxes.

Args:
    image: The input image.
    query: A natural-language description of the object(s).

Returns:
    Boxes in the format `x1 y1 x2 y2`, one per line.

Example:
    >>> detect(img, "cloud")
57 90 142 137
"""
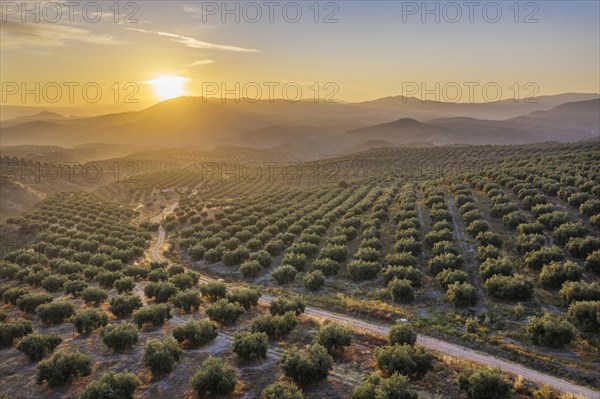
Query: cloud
186 59 216 67
181 5 204 18
0 21 122 48
125 28 259 52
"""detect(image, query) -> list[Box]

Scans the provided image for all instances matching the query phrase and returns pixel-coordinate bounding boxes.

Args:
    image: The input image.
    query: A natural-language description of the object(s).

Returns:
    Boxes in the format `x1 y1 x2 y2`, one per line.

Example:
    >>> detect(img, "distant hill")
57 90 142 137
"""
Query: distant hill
347 118 459 146
1 93 598 150
347 99 599 146
357 93 600 120
507 99 600 141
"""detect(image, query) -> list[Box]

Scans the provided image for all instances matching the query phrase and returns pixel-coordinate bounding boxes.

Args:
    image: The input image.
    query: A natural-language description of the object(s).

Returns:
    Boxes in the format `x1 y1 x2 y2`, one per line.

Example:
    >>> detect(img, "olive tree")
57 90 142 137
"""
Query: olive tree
232 331 269 361
280 344 333 384
17 332 62 361
316 322 353 353
190 357 237 397
79 372 140 399
142 336 182 376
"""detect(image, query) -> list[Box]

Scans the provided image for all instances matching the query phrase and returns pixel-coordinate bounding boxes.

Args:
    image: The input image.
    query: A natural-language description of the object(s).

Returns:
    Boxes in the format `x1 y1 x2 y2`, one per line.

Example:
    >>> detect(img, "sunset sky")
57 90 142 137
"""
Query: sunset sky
1 0 599 112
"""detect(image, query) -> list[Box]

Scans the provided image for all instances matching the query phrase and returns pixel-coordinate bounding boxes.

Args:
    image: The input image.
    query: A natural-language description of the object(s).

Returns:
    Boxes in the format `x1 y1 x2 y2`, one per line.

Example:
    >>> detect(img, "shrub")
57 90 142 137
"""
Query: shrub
502 211 527 229
311 258 341 276
64 280 88 296
539 261 584 289
199 281 227 300
553 222 589 245
347 260 380 281
250 250 273 268
280 344 333 384
424 229 452 248
206 299 245 324
240 260 262 278
190 357 237 397
0 262 19 279
173 320 218 347
560 281 600 305
585 250 600 273
527 313 575 348
355 247 380 262
459 368 512 399
17 293 53 313
41 275 66 292
567 301 600 332
226 287 261 310
133 304 172 328
222 247 251 266
96 271 125 288
282 252 308 272
352 373 418 399
580 198 600 216
316 322 352 353
190 244 207 261
72 308 108 334
148 268 169 282
304 270 326 291
374 344 434 379
265 240 284 256
36 301 75 324
233 331 268 361
17 332 62 361
113 277 135 294
517 222 544 235
172 289 202 312
447 282 477 307
485 275 534 300
475 231 502 248
261 381 303 399
109 294 143 317
394 237 422 256
36 350 92 387
466 220 489 236
384 252 417 267
388 322 416 346
516 233 545 254
432 241 458 255
524 246 564 270
81 287 108 306
142 336 182 376
3 287 26 305
144 281 178 303
538 211 570 230
271 265 297 285
462 210 482 224
388 278 414 303
79 371 140 399
479 257 514 281
382 266 422 287
101 321 138 350
251 312 297 338
320 244 348 262
566 237 600 259
204 247 224 263
269 295 305 316
0 318 33 347
428 253 464 275
436 269 469 289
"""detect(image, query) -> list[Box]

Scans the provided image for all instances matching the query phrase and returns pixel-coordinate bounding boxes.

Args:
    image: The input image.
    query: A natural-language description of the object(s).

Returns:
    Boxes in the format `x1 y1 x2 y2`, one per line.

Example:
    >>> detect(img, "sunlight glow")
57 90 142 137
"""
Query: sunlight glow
147 75 190 100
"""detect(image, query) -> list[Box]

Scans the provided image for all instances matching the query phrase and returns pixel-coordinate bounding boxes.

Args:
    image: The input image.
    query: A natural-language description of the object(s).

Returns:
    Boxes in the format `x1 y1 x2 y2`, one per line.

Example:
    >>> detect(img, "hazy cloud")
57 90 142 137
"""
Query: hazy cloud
1 21 122 48
125 28 259 52
185 59 216 67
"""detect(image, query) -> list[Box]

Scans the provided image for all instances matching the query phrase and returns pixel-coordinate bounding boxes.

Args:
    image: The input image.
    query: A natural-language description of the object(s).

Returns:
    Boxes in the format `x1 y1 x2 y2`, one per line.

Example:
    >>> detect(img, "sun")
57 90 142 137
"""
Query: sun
147 75 189 100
